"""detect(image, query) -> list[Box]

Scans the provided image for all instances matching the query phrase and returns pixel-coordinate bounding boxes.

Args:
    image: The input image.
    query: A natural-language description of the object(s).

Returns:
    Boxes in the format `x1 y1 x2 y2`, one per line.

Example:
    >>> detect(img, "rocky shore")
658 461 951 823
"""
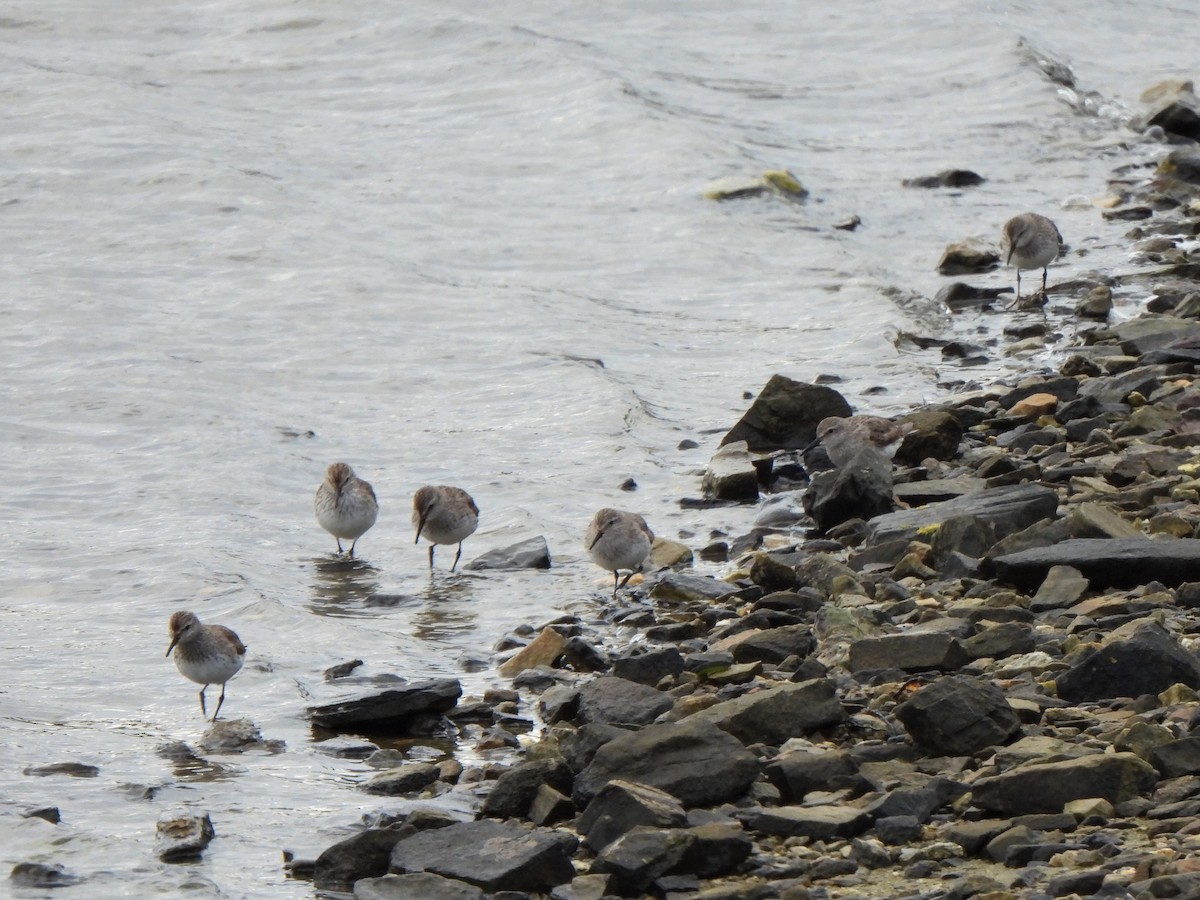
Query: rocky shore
14 86 1200 900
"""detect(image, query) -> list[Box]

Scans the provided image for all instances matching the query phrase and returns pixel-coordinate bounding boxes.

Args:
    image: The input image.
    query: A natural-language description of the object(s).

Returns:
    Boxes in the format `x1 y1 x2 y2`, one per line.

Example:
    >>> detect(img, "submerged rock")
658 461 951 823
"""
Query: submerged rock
307 678 462 733
155 809 215 862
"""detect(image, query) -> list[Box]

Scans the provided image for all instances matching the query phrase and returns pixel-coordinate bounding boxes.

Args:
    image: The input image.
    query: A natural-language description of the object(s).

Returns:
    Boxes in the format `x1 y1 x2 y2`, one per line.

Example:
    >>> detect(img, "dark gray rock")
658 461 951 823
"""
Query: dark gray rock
9 863 77 889
864 776 967 823
354 873 484 900
574 720 759 808
866 483 1058 548
576 676 673 727
307 678 462 732
611 647 684 686
361 763 441 796
528 784 575 826
1028 565 1090 612
893 410 964 465
562 637 610 673
873 815 923 845
1150 736 1200 779
593 826 696 896
765 750 862 802
22 762 99 778
703 441 760 502
686 678 846 746
463 536 552 570
727 624 815 665
388 820 577 893
155 809 215 862
739 804 872 840
315 829 409 891
650 573 742 602
849 632 970 674
560 722 629 773
989 537 1200 590
675 822 753 879
481 758 573 820
803 450 895 534
895 676 1022 756
962 622 1036 660
970 752 1158 815
1055 622 1200 702
577 779 687 851
720 374 852 452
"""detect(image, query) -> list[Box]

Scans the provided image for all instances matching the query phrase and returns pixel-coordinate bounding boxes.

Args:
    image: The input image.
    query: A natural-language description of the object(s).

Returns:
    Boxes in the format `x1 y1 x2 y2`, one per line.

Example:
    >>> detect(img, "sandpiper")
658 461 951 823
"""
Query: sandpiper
314 462 378 557
412 485 479 572
1002 212 1062 305
809 415 913 467
585 507 654 595
166 610 246 721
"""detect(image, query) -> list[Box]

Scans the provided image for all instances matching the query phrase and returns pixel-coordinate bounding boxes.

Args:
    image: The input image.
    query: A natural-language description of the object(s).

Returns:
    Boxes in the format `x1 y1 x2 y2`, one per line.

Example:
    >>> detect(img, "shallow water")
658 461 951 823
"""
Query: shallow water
1 0 1196 894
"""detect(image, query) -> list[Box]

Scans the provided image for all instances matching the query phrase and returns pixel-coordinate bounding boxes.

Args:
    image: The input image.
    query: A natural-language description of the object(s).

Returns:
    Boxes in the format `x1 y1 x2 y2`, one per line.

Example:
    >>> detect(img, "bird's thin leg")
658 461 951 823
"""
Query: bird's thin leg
1016 269 1023 302
198 687 208 718
348 539 357 559
212 684 227 721
617 568 638 590
428 545 436 570
451 543 462 573
335 537 344 554
1041 267 1049 295
610 570 619 596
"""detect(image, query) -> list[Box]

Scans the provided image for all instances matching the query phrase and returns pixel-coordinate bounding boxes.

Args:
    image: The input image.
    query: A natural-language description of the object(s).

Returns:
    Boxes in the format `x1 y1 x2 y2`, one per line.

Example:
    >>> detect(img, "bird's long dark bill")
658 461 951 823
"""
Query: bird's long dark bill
414 515 426 544
165 638 179 658
588 528 605 550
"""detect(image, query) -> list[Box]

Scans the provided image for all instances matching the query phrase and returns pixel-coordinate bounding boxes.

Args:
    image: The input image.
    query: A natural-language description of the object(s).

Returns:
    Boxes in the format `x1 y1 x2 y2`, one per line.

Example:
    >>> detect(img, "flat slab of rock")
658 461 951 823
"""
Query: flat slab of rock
684 678 845 746
155 810 215 862
389 820 577 893
361 762 441 796
307 678 462 732
849 632 969 674
464 536 552 571
720 374 852 452
866 483 1058 548
498 627 567 678
355 872 484 899
574 719 759 808
989 537 1200 590
739 804 872 840
576 676 673 727
970 752 1158 815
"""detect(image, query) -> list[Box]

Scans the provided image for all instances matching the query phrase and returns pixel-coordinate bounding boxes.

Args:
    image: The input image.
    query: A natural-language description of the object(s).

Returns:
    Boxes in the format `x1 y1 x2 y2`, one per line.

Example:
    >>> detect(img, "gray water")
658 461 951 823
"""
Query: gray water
1 1 1196 895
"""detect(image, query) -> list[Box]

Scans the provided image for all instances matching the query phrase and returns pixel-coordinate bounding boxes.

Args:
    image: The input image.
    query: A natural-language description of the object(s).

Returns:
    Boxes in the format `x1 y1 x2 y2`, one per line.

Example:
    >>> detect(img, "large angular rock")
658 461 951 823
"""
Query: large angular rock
803 451 895 534
361 763 441 796
739 804 872 840
1150 736 1200 779
611 647 684 686
970 753 1158 815
576 676 673 727
1054 622 1200 702
593 826 696 896
577 780 687 851
354 873 484 900
307 678 462 732
989 537 1200 590
464 536 552 570
720 374 852 452
685 678 845 746
315 829 409 891
895 676 1022 756
866 484 1058 548
480 758 573 820
574 720 759 808
703 441 760 502
765 750 862 802
724 624 815 665
849 632 970 673
388 820 576 893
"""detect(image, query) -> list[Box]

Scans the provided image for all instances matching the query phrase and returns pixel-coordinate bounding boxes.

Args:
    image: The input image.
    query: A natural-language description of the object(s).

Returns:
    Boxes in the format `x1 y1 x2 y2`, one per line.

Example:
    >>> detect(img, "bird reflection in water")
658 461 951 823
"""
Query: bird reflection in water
412 575 480 643
308 556 406 617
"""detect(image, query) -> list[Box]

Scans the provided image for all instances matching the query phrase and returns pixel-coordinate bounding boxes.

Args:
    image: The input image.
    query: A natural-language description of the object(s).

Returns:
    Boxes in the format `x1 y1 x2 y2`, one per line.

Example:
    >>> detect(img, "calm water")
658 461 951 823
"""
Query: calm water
1 1 1195 895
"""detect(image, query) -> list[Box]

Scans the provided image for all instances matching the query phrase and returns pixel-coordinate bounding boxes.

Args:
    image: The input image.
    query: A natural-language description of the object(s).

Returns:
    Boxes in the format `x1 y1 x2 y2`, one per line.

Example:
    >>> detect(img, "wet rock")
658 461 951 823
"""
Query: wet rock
989 537 1200 590
307 678 462 733
574 720 759 808
498 627 568 678
1144 93 1200 141
1055 622 1200 702
893 410 964 465
611 647 684 686
903 169 985 189
22 762 99 778
388 819 577 893
354 873 484 900
849 632 969 674
866 483 1058 548
315 829 409 891
361 762 441 796
9 862 76 888
199 717 281 753
720 374 852 452
936 238 999 275
686 678 845 746
561 637 610 673
703 441 760 502
576 675 673 727
155 809 215 862
480 758 573 819
651 573 741 603
895 676 1022 756
21 806 61 824
577 780 687 851
970 752 1158 815
464 536 552 571
803 450 894 534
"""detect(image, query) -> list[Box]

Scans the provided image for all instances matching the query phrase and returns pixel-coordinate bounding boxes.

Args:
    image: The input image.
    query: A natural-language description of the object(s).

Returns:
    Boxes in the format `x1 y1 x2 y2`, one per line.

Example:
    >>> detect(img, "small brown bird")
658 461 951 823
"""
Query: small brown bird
585 508 654 595
1002 212 1062 305
166 610 246 721
314 462 379 557
412 485 479 572
809 415 913 467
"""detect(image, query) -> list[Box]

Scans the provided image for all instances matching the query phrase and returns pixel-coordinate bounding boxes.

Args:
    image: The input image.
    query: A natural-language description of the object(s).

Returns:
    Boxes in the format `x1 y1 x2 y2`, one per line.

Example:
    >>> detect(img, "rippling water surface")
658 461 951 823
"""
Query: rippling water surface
1 0 1196 894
